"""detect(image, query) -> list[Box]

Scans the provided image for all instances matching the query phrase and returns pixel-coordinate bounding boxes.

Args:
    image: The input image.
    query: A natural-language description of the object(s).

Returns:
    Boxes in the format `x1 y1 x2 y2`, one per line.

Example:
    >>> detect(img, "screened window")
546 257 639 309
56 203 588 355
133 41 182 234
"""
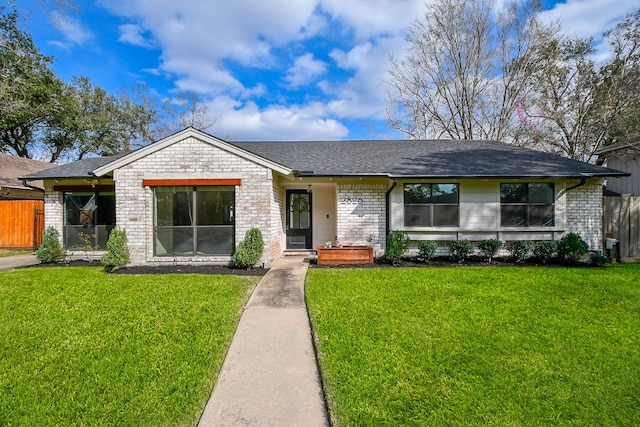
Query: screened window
154 186 234 256
404 183 459 227
500 183 554 227
63 191 115 250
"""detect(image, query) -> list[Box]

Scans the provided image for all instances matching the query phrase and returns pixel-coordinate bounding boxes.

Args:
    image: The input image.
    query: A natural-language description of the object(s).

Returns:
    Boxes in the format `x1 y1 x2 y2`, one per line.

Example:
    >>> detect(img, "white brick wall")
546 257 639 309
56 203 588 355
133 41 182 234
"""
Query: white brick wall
336 184 387 256
565 183 603 250
43 187 63 243
114 135 280 266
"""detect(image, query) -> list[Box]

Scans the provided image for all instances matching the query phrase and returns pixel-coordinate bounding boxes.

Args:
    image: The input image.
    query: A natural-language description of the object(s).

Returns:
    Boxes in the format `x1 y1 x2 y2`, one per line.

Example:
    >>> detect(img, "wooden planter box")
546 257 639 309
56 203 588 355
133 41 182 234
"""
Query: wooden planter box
317 245 374 265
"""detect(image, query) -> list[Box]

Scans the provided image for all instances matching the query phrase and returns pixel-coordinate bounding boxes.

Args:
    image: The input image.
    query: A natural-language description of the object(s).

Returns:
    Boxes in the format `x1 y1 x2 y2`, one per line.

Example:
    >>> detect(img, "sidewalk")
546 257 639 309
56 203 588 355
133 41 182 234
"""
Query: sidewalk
0 254 39 273
198 257 329 427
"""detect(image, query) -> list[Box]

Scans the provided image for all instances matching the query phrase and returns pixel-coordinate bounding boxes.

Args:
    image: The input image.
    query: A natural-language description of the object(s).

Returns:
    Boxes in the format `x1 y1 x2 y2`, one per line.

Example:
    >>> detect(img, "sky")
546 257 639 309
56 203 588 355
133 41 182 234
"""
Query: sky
12 0 640 142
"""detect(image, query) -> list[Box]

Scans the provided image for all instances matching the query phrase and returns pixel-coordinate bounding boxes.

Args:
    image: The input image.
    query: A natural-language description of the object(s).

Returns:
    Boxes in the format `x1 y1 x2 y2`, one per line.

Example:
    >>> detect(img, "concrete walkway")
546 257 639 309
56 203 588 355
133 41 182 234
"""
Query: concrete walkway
0 254 39 272
198 257 329 427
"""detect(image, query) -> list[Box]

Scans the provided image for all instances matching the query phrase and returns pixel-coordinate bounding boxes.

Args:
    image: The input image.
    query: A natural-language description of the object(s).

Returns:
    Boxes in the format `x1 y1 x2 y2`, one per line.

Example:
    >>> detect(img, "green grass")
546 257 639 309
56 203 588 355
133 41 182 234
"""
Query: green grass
306 265 640 426
0 266 260 426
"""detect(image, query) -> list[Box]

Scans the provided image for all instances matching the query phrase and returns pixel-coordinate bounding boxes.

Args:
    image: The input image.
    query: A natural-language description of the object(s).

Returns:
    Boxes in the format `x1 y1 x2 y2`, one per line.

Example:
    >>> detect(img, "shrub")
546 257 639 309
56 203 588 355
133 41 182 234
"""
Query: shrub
386 231 410 265
590 252 611 267
101 229 131 272
36 227 66 263
478 239 502 263
233 228 264 269
533 240 557 264
557 232 587 265
449 239 473 263
417 241 438 263
506 240 531 263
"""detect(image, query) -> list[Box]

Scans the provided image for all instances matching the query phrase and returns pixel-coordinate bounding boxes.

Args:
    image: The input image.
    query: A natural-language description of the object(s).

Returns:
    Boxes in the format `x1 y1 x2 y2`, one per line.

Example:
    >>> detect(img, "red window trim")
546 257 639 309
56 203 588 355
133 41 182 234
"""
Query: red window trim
142 178 241 187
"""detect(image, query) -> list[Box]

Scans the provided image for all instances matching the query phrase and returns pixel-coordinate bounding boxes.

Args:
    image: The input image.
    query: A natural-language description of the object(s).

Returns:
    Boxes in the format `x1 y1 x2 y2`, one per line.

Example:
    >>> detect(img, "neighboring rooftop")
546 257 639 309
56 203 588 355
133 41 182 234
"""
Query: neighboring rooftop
0 154 57 190
596 136 640 159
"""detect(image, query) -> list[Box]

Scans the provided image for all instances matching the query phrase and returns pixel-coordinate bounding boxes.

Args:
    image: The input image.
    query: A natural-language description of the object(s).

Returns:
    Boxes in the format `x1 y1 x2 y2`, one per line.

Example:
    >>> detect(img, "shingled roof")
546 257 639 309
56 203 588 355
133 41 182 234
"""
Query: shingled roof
229 139 627 179
20 152 128 180
21 131 627 180
1 154 57 190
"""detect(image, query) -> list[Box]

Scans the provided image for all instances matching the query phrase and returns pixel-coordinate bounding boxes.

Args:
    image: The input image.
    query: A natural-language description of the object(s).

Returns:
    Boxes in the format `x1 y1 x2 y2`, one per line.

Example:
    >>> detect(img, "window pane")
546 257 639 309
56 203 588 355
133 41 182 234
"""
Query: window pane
528 183 554 204
432 184 458 204
529 205 554 226
433 205 459 226
500 184 527 203
501 205 527 226
64 192 94 226
197 187 234 226
156 187 192 226
405 204 431 227
404 184 430 204
155 227 193 255
197 226 234 254
96 193 116 226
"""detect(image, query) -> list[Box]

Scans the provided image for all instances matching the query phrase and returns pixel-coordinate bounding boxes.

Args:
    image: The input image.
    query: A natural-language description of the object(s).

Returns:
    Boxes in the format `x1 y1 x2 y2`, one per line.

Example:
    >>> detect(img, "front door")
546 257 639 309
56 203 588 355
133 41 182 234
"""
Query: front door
286 190 312 249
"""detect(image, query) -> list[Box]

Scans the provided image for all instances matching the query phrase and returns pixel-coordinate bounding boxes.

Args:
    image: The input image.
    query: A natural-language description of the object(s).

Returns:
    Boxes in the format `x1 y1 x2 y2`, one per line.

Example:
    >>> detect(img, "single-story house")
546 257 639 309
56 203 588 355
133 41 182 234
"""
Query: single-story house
22 127 627 266
1 154 57 250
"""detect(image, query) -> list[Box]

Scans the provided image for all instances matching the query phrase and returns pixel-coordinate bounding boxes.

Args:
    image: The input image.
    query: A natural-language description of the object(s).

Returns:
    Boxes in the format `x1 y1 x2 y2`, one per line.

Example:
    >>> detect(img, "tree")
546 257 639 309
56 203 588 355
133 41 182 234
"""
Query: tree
43 76 157 162
386 0 555 141
0 8 64 159
161 91 219 133
0 8 158 162
516 9 640 162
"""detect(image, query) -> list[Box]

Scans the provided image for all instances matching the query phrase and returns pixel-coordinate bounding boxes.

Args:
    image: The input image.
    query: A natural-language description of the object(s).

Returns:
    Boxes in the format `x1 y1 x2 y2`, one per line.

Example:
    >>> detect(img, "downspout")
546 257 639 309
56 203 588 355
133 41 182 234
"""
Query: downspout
22 179 46 194
385 179 398 240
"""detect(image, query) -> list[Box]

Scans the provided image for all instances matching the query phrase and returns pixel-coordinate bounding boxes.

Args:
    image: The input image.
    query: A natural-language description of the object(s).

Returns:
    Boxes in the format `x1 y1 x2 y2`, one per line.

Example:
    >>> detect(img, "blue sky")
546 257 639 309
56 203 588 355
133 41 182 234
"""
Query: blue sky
13 0 639 141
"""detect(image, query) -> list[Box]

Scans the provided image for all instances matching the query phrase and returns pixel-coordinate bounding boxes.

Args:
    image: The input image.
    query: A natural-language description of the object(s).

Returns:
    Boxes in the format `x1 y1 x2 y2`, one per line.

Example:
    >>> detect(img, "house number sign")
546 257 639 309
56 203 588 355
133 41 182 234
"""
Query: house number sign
340 194 364 204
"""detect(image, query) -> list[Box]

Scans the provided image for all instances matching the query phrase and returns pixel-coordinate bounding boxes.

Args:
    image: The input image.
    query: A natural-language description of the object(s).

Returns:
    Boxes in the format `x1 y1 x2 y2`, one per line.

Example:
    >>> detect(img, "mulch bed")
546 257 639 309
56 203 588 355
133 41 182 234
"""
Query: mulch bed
31 259 268 276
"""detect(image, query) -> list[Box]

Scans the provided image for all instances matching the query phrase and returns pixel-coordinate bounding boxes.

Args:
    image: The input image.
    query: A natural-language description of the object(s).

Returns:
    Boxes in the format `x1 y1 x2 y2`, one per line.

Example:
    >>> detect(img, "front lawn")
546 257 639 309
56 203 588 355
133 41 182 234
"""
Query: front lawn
0 266 259 426
306 265 640 426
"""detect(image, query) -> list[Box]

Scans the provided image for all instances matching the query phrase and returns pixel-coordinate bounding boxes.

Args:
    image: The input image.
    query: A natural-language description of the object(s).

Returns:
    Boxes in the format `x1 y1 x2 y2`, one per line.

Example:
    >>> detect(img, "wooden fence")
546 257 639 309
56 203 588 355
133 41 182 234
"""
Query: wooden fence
603 196 640 262
0 200 45 250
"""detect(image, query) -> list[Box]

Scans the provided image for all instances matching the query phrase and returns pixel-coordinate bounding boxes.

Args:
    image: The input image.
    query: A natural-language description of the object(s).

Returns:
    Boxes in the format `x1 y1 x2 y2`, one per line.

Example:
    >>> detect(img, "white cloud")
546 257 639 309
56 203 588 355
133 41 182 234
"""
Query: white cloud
284 53 327 88
118 24 154 48
49 11 93 48
207 100 349 141
538 0 637 40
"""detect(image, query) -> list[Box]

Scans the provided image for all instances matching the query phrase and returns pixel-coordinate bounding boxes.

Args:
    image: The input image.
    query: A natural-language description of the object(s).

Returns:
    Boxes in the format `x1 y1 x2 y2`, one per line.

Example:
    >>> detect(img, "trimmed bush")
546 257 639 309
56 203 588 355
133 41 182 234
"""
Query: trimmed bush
478 239 502 263
418 241 438 263
557 232 587 265
590 252 611 267
233 228 264 269
449 239 473 263
386 231 410 265
506 240 531 263
36 227 66 263
533 240 557 264
101 229 131 272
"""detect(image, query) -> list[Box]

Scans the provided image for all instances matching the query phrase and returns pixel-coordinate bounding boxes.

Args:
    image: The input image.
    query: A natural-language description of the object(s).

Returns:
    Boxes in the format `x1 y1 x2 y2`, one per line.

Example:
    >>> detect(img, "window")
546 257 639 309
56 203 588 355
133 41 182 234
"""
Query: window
154 186 235 256
404 183 459 227
500 183 554 227
63 191 116 250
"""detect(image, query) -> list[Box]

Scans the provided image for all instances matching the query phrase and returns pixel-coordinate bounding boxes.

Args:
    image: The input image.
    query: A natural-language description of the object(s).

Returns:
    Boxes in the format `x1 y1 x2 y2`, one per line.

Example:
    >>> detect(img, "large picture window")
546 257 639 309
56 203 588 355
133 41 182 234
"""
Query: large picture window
64 191 116 250
404 183 459 227
154 186 235 256
500 183 554 227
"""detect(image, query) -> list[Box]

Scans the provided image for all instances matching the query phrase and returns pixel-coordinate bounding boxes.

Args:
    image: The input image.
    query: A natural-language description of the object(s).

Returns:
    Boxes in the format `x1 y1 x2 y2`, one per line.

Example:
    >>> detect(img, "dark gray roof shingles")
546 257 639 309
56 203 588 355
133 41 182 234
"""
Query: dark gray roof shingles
230 139 627 178
22 139 627 180
20 153 128 180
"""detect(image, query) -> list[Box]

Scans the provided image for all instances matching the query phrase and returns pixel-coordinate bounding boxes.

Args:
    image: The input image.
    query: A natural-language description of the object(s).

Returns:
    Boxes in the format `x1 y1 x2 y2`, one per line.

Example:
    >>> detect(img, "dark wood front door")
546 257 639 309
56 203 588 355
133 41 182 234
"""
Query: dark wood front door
286 190 312 249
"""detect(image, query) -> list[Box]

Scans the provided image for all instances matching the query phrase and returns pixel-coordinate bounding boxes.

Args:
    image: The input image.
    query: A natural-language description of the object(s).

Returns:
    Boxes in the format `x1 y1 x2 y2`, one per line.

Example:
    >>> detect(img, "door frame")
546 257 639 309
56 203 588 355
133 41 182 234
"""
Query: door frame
285 189 313 250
